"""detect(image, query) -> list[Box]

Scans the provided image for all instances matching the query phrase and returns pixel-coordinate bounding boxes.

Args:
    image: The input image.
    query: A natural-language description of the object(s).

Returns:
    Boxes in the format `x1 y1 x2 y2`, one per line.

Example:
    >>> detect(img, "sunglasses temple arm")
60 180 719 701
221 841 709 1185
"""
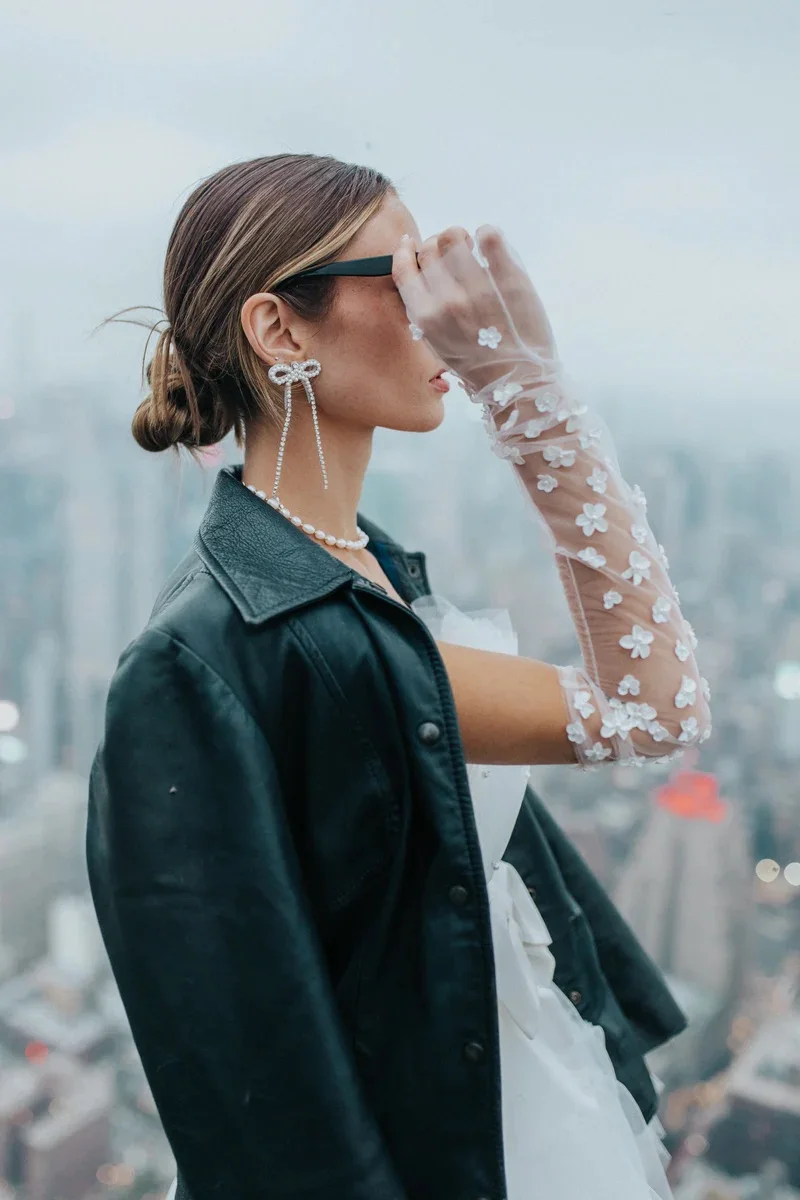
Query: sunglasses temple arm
294 252 420 280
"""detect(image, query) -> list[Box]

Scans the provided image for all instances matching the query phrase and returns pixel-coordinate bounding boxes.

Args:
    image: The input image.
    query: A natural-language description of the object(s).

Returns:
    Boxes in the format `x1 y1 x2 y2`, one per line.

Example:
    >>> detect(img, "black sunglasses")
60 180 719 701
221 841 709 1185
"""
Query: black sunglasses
280 253 420 287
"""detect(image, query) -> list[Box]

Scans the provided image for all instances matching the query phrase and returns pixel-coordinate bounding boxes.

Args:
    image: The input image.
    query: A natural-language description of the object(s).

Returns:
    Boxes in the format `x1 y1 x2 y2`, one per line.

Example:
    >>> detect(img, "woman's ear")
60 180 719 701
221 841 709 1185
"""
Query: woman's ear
240 292 305 367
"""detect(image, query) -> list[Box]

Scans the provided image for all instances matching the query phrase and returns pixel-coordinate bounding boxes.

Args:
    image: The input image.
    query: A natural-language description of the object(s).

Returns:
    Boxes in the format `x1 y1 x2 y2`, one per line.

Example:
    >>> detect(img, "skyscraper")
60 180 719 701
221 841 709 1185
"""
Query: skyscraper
614 770 753 1002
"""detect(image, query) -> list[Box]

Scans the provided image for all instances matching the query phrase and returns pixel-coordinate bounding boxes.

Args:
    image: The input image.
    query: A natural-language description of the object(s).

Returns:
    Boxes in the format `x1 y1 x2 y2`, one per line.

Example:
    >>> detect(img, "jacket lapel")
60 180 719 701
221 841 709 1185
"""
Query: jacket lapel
194 463 430 623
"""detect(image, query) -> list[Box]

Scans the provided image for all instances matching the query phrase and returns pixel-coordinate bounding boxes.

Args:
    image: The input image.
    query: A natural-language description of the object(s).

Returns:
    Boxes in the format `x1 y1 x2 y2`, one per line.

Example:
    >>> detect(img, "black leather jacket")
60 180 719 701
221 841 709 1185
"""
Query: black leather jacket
86 462 686 1200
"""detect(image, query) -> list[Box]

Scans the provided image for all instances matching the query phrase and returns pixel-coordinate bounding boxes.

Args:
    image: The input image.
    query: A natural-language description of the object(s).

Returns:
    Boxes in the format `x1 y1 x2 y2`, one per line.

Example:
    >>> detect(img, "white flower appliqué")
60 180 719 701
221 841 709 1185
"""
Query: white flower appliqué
618 674 641 697
631 524 649 545
604 590 623 610
535 390 560 414
587 468 609 494
409 323 424 341
701 677 711 702
648 721 670 743
543 445 577 469
601 705 632 741
576 503 609 537
491 442 524 465
622 551 652 587
524 418 547 439
652 597 671 624
674 640 690 663
499 409 518 433
577 548 607 569
567 722 587 745
579 429 602 451
620 625 654 659
685 623 699 650
492 381 523 408
625 701 658 731
658 544 670 570
585 742 612 763
478 326 503 349
675 676 697 709
574 691 596 719
679 717 700 743
537 474 558 493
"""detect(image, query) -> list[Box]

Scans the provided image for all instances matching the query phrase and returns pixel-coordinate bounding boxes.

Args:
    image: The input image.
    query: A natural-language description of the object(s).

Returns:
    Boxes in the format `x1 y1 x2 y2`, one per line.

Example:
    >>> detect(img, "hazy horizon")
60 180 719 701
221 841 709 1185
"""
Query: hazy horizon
1 0 798 447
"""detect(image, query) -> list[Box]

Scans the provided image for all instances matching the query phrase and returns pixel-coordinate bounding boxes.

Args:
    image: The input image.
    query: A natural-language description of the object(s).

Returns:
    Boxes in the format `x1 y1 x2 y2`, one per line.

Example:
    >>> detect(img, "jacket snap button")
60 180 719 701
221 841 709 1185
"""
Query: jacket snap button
418 721 441 745
449 885 469 907
407 560 421 577
569 989 582 1006
463 1040 485 1063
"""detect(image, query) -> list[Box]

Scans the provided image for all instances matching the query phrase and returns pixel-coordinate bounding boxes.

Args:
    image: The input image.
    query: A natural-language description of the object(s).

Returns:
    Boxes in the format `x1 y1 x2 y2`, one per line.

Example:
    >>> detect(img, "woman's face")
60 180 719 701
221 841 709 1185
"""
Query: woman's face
250 191 450 436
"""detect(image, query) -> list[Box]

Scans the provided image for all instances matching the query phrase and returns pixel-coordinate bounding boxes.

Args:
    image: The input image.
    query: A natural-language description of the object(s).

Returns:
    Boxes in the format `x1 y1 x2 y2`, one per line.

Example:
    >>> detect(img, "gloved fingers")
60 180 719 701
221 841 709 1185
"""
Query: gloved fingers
476 225 555 357
392 233 429 311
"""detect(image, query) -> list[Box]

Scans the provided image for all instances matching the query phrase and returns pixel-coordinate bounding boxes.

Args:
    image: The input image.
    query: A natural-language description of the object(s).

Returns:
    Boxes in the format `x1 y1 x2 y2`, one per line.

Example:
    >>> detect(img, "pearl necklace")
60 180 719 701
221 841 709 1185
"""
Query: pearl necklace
245 484 369 551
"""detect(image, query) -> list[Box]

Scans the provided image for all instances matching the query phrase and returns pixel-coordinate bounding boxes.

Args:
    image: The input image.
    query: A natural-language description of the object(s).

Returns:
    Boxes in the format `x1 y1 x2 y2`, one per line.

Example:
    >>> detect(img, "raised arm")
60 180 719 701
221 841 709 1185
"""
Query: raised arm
479 367 711 765
394 226 711 769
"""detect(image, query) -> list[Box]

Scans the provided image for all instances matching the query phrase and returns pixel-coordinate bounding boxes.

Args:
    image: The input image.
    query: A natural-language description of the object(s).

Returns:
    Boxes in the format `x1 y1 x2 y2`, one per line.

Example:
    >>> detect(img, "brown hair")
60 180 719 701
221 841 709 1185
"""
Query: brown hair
98 154 393 459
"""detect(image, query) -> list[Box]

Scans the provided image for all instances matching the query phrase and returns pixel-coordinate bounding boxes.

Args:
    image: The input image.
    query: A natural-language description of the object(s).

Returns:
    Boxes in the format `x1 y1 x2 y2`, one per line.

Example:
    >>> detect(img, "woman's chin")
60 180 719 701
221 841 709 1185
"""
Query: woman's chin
403 392 447 433
374 389 447 434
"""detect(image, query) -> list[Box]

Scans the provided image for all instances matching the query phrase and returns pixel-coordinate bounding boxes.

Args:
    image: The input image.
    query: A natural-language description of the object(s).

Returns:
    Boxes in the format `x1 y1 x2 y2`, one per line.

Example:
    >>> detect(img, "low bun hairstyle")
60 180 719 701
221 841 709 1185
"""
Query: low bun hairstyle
99 154 393 459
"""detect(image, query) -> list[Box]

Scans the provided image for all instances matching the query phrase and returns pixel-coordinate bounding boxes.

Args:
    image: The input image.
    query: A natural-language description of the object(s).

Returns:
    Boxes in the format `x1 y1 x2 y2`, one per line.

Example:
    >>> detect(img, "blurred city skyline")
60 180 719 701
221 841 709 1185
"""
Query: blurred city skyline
1 0 798 446
2 3 800 1197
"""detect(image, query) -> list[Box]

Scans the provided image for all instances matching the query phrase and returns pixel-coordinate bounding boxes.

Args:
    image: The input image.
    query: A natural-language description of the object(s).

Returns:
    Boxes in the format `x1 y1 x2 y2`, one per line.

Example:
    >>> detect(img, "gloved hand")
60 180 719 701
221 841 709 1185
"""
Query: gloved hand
392 225 559 399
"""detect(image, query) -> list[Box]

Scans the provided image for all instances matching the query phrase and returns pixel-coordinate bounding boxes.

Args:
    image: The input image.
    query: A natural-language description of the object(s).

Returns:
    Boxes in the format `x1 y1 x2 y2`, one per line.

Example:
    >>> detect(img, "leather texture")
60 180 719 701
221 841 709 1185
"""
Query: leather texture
87 463 685 1200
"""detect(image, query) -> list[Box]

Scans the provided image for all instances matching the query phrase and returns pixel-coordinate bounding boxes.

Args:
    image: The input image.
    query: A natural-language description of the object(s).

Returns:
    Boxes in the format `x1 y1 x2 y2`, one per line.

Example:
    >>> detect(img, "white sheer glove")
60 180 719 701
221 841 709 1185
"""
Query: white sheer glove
394 226 712 768
393 226 557 398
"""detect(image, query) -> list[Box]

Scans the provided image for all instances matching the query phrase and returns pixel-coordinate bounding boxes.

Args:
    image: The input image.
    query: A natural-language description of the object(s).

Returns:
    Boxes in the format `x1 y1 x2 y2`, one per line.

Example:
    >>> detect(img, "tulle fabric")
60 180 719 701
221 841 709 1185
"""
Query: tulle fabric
394 226 711 770
412 593 674 1200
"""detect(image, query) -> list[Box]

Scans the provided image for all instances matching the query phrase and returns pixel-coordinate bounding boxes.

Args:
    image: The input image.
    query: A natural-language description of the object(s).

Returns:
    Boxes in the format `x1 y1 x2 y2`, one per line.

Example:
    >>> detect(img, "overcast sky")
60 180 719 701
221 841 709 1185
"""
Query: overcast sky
1 0 798 443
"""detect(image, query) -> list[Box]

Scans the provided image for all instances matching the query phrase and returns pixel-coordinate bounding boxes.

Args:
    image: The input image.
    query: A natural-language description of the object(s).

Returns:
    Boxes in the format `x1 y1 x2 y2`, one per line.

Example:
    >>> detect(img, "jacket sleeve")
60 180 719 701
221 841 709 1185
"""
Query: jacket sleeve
520 788 688 1052
86 629 407 1200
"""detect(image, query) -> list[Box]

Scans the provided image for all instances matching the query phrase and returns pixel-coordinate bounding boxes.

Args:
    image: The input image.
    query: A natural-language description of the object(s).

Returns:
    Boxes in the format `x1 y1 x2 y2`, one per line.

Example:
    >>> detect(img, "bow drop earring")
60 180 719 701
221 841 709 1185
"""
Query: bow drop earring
267 358 327 500
246 356 369 552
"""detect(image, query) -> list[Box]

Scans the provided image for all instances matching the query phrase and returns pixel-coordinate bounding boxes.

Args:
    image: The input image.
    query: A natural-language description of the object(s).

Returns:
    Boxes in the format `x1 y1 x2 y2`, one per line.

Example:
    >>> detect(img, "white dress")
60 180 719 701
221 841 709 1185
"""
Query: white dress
411 591 675 1200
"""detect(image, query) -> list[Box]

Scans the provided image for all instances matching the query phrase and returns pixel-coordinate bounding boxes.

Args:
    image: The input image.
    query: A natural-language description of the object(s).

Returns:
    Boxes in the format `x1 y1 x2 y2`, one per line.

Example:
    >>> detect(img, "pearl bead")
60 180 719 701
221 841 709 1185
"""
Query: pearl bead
246 483 368 551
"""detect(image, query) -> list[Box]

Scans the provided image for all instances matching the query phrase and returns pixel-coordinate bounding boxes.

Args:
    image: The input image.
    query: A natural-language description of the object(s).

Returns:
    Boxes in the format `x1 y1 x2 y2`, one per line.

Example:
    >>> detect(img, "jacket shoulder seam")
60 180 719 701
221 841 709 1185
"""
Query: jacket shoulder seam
137 625 265 736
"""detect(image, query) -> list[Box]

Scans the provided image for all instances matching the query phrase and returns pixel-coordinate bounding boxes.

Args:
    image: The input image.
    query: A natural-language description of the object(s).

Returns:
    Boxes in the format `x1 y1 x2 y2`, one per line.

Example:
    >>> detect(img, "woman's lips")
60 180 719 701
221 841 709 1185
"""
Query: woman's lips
429 373 450 393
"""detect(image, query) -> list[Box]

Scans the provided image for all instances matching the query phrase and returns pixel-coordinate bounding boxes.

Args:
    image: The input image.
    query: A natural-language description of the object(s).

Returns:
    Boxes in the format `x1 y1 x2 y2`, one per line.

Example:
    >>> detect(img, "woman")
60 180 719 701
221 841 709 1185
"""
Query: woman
87 153 711 1200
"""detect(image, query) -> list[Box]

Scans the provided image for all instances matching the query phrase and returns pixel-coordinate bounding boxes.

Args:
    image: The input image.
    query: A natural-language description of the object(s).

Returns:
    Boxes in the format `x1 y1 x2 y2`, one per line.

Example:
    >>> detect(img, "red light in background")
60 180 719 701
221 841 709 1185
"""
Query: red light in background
656 770 727 822
24 1040 49 1064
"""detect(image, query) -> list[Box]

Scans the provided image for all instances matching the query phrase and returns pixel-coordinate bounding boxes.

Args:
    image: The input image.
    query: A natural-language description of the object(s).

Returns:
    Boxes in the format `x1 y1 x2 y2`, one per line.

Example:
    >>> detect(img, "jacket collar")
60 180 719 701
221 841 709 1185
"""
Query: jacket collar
194 463 430 625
